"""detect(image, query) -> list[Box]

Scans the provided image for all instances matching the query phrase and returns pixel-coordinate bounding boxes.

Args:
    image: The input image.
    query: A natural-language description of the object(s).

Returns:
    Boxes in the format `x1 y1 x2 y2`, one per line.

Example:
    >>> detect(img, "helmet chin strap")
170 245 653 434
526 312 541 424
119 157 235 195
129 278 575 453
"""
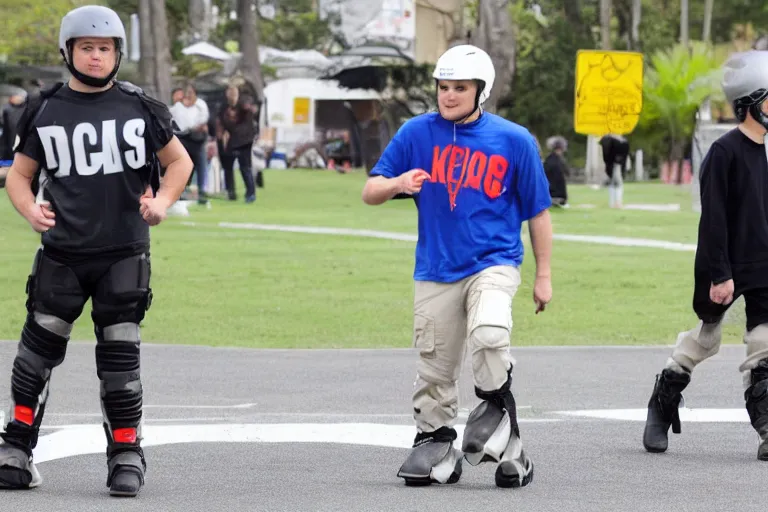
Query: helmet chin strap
60 47 122 88
451 106 480 144
446 96 482 143
755 101 768 167
749 101 768 132
434 81 485 144
761 131 768 178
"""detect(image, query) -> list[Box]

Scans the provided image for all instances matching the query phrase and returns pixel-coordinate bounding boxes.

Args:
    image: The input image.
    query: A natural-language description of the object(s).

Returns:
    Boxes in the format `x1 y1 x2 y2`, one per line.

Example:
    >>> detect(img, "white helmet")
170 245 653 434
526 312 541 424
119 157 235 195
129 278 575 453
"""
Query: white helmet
432 44 495 106
721 50 768 126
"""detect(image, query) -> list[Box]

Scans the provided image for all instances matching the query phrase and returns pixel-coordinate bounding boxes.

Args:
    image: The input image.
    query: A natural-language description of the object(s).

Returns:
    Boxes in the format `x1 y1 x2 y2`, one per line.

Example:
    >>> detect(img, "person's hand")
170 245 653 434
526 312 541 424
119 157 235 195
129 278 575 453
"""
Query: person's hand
710 279 734 305
398 169 431 195
140 196 170 226
24 200 56 233
533 275 552 314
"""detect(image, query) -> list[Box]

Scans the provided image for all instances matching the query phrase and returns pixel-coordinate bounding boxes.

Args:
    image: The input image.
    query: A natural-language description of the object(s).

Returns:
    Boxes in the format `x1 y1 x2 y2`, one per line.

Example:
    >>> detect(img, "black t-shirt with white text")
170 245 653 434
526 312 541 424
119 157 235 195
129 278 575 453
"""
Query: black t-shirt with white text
16 84 174 256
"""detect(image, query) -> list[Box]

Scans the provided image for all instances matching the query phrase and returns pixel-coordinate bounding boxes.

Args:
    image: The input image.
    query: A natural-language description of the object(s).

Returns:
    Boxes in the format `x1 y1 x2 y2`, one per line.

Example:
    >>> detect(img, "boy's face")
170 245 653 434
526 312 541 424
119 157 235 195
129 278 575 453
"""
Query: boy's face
71 37 116 79
437 79 478 122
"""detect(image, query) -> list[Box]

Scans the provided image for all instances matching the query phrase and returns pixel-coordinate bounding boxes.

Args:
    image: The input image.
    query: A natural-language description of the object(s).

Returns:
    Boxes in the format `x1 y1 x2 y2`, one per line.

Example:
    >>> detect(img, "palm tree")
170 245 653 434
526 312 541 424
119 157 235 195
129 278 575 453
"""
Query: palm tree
639 41 724 182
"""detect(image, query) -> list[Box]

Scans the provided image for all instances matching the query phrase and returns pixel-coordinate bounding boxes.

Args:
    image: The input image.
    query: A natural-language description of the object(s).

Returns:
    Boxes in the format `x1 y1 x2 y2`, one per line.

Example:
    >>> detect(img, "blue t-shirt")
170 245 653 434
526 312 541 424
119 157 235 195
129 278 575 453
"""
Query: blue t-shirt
370 111 551 283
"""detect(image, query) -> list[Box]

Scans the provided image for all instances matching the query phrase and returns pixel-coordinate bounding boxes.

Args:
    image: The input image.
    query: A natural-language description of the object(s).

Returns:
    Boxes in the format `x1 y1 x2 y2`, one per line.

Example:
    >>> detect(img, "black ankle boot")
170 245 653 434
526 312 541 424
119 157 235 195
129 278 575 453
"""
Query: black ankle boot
643 368 691 453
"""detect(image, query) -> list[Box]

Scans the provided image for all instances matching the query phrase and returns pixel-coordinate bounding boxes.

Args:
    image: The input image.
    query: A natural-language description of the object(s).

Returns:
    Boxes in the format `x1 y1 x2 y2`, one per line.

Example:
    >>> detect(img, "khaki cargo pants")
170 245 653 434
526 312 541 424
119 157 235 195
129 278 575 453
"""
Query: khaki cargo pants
671 287 768 389
411 264 521 433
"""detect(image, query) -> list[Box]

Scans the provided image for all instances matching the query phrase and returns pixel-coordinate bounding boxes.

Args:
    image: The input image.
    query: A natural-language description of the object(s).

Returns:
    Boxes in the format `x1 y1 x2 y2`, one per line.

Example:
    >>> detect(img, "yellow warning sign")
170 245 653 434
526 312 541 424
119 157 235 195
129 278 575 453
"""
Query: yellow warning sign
574 50 644 136
293 97 311 124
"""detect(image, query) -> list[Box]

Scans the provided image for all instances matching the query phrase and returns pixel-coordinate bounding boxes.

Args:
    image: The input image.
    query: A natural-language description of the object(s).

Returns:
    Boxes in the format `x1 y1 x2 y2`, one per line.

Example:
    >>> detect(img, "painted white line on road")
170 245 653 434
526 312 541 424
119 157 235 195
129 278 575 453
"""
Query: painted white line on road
43 406 534 421
555 408 749 423
32 423 454 463
142 403 258 410
31 407 751 463
34 421 565 464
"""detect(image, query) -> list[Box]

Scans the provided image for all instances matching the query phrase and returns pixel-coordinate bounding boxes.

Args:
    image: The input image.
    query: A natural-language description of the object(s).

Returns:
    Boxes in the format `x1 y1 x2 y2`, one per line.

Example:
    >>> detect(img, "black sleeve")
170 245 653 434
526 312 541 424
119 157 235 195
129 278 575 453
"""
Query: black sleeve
142 96 175 153
699 142 731 284
1 108 10 158
13 100 45 164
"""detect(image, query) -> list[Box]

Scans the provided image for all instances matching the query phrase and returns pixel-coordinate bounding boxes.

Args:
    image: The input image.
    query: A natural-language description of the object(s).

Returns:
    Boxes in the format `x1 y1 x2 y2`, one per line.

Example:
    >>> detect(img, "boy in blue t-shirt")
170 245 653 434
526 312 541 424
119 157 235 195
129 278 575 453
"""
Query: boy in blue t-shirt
362 45 553 488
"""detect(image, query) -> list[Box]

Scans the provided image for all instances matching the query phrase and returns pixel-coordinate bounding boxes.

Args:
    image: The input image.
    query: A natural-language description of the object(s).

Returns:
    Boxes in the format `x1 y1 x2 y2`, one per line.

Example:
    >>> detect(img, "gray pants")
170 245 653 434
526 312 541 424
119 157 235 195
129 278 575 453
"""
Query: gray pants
668 320 768 389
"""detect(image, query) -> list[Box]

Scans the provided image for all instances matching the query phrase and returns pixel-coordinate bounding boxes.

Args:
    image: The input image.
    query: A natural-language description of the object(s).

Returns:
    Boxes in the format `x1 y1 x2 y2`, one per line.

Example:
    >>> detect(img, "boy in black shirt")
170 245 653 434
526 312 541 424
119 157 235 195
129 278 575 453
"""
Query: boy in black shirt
643 50 768 460
0 5 193 496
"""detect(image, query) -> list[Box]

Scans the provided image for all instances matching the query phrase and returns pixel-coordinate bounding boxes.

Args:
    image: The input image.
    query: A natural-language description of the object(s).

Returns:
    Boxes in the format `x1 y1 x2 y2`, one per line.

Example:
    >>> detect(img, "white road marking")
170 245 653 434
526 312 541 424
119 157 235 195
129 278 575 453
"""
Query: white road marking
31 423 456 463
555 408 749 422
28 405 751 464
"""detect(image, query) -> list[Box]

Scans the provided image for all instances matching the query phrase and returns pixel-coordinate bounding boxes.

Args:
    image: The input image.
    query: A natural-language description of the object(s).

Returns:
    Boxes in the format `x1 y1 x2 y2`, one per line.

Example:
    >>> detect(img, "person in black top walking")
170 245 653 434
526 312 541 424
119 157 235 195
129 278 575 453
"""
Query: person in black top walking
0 5 193 497
216 84 257 202
642 50 768 461
1 89 27 160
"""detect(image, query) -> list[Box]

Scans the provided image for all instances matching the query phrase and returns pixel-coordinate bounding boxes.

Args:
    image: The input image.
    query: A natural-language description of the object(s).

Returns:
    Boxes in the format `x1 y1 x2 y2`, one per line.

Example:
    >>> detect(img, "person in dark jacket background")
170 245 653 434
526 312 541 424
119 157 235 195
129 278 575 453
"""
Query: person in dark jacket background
543 135 570 207
216 85 258 203
1 89 28 160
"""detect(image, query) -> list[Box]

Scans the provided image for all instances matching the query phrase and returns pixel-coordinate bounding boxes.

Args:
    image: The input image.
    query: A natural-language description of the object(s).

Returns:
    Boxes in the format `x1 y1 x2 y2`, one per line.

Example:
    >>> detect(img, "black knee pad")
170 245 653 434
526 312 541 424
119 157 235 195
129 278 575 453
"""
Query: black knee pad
26 250 87 324
91 254 152 327
12 317 69 406
475 367 518 437
95 329 142 431
746 359 768 435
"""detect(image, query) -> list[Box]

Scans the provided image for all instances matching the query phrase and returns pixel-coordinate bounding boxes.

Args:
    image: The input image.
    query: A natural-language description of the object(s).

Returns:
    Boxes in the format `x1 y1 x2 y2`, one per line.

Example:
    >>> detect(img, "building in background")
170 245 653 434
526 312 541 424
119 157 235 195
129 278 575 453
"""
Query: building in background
319 0 464 65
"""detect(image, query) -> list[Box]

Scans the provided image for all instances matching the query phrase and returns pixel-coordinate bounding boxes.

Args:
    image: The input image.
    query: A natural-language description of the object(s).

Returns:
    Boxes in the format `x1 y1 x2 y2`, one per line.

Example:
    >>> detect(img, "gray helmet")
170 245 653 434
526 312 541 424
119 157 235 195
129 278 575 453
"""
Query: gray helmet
721 50 768 126
59 5 126 87
546 136 568 152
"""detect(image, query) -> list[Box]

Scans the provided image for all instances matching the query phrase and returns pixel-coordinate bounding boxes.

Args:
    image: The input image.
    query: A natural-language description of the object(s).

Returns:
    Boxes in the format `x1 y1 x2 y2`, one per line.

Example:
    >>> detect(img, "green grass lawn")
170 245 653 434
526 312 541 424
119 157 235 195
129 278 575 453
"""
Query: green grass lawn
0 170 745 348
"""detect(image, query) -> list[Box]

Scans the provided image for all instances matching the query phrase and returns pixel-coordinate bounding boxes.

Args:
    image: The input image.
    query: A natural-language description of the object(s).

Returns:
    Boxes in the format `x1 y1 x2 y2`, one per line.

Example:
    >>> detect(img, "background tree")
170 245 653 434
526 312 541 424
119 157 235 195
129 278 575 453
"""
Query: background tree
135 0 173 101
634 41 725 175
237 0 265 102
471 0 516 113
0 0 87 66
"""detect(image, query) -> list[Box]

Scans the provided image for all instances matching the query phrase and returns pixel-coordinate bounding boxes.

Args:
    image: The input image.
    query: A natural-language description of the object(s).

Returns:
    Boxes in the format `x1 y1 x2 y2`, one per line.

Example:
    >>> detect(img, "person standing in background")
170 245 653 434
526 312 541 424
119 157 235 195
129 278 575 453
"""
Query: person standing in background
543 136 570 207
216 85 257 203
1 89 28 160
170 84 209 204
